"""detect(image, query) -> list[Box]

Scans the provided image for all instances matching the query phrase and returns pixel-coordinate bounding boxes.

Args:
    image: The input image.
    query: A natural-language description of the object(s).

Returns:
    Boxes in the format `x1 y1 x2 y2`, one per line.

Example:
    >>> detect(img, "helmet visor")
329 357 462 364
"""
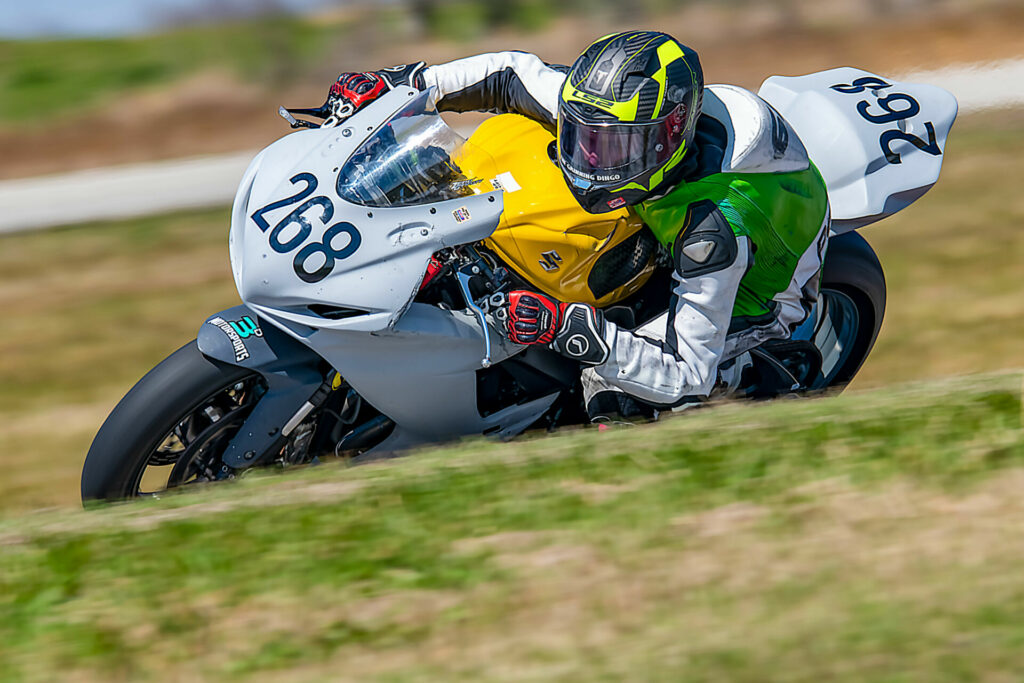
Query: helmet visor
558 104 686 186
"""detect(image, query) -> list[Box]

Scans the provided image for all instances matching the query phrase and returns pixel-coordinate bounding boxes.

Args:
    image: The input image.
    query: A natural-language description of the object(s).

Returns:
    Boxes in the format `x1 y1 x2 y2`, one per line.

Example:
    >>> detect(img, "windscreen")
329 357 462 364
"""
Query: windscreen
336 89 486 208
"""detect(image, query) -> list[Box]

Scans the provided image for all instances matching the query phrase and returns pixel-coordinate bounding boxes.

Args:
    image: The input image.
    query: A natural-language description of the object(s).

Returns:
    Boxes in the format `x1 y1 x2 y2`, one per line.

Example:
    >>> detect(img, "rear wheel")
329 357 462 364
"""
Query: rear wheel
81 341 266 502
812 231 887 388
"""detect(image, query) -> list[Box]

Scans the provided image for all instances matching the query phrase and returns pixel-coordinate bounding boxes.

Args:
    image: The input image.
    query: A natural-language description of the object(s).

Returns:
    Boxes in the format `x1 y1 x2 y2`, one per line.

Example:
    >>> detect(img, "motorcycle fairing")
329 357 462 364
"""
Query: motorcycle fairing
226 91 562 452
282 302 558 443
459 114 657 307
758 67 957 233
198 304 327 467
230 88 504 334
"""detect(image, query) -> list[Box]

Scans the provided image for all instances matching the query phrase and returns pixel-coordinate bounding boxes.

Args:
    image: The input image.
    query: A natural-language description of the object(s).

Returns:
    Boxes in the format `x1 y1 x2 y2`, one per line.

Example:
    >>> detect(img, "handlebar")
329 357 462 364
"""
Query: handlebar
279 97 358 130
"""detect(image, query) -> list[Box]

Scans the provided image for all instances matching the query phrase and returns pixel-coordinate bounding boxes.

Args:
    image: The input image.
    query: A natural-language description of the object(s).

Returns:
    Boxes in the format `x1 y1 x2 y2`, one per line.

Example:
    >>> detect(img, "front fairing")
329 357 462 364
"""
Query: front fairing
229 88 503 334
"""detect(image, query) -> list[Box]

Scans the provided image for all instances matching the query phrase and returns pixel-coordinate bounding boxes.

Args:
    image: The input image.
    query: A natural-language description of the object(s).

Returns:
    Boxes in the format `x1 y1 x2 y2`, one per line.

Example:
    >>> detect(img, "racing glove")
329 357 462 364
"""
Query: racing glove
505 290 610 365
328 62 426 113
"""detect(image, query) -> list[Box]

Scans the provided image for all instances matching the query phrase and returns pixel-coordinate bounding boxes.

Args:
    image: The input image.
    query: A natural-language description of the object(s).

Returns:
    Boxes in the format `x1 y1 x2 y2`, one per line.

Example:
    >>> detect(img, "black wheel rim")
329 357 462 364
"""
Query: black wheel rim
128 375 266 497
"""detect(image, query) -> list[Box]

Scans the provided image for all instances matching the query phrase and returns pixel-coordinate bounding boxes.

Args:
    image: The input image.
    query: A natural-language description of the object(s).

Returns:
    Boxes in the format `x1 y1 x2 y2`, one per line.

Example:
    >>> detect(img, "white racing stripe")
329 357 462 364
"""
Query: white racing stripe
1 59 1021 235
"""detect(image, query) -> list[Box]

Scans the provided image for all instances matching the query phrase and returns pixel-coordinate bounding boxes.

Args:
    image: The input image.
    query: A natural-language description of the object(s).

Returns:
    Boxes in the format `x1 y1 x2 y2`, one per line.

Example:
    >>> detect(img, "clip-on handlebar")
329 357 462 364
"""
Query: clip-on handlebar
278 98 357 130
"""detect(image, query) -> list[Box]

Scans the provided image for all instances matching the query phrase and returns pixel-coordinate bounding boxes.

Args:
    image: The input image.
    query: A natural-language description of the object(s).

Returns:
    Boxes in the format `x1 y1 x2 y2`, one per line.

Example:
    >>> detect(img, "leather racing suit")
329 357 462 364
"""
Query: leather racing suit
416 51 831 410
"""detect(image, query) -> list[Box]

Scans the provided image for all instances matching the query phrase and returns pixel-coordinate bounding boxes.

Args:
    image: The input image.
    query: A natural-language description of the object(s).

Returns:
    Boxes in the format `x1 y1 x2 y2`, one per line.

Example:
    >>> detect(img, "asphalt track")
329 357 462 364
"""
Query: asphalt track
1 59 1021 235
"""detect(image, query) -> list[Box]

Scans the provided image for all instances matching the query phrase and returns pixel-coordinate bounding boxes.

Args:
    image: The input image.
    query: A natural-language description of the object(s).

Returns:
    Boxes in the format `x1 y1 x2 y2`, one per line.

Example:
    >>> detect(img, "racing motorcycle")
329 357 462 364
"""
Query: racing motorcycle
81 68 957 501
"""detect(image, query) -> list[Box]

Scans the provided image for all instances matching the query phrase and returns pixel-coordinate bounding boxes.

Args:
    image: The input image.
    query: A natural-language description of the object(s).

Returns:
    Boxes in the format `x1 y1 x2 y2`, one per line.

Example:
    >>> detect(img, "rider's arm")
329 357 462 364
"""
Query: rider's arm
593 203 750 406
420 52 567 128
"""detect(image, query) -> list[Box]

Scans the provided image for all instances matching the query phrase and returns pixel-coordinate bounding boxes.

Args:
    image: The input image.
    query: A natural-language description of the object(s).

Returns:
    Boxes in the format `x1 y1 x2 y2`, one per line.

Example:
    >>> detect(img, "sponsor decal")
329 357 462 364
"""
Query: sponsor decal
606 197 627 209
563 159 622 183
208 316 254 362
452 206 472 223
449 177 483 191
228 315 263 339
490 171 521 193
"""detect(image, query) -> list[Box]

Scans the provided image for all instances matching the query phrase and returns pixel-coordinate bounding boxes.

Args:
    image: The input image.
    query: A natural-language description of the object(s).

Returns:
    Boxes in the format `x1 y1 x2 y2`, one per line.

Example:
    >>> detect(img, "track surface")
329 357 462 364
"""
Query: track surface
1 59 1021 235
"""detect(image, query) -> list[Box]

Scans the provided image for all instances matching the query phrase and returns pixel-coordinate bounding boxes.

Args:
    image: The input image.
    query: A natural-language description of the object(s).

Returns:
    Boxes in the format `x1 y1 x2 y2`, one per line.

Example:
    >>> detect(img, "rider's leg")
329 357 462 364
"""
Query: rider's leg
581 311 754 422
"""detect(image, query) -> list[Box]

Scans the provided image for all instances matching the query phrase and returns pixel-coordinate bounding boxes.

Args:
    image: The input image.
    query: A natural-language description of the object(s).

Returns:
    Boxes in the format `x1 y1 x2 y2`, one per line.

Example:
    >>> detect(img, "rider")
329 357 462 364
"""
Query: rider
328 31 830 418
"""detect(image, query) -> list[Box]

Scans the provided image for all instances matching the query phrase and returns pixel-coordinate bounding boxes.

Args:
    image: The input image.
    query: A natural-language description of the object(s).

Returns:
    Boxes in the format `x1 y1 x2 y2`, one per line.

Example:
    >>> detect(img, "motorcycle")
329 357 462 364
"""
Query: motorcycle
81 67 957 501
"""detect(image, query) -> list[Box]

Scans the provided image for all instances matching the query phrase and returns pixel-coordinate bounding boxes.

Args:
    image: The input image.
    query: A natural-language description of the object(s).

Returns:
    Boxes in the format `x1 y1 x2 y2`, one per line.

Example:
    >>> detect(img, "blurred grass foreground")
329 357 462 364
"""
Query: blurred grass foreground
1 372 1022 680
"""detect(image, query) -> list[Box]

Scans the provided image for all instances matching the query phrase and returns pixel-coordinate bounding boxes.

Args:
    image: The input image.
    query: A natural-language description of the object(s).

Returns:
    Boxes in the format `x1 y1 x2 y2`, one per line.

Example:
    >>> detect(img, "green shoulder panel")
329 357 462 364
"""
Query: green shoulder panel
636 164 828 317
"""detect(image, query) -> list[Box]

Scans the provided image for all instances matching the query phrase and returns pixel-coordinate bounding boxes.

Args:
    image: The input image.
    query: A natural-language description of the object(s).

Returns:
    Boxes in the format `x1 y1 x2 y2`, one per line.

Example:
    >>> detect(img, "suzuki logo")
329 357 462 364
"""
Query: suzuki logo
539 250 563 272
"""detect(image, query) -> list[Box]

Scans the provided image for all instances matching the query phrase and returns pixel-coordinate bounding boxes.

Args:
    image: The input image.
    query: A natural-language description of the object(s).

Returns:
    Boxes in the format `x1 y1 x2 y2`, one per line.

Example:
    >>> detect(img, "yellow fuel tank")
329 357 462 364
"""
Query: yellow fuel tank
457 114 656 307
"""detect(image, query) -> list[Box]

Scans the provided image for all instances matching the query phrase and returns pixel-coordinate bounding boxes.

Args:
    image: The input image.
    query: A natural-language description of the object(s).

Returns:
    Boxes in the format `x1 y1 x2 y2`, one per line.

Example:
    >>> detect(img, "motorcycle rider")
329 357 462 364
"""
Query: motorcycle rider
327 31 830 418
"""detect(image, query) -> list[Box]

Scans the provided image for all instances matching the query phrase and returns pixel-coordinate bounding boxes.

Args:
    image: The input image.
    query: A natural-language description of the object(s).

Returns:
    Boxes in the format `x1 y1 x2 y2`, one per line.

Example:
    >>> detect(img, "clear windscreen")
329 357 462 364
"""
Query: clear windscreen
336 89 487 208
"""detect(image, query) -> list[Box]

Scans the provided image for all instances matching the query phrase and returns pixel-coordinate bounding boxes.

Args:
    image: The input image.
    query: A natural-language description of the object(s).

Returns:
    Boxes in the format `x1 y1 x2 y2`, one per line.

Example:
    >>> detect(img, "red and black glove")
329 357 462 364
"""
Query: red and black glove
505 290 610 365
327 62 426 114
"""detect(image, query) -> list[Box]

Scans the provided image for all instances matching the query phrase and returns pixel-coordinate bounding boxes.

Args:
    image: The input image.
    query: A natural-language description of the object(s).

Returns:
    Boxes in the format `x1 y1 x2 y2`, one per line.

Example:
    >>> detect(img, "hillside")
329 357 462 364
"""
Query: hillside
2 372 1022 680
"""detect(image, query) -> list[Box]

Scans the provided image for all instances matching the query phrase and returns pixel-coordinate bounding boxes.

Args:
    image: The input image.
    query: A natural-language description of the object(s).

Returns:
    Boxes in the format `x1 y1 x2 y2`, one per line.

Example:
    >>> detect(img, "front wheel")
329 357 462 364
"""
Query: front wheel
81 341 266 503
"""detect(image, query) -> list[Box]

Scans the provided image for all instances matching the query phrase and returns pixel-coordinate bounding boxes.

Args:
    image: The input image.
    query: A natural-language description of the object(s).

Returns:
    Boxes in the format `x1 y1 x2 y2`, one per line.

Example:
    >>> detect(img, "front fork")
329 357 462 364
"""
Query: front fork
197 304 335 469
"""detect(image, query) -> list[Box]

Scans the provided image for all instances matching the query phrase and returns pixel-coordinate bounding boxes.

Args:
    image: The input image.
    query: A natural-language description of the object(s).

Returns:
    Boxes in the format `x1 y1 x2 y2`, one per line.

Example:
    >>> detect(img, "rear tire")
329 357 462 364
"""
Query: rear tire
817 231 887 386
81 341 261 503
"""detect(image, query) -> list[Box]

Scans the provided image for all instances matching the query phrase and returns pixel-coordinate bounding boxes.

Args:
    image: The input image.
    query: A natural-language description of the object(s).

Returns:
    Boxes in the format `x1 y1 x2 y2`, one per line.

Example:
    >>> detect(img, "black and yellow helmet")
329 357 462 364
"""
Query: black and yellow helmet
557 31 703 213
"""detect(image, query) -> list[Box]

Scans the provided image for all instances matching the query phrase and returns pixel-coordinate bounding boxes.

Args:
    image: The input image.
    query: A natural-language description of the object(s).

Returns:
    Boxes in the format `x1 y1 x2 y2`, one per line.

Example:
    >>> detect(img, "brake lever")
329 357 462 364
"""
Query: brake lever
456 269 496 368
278 106 320 129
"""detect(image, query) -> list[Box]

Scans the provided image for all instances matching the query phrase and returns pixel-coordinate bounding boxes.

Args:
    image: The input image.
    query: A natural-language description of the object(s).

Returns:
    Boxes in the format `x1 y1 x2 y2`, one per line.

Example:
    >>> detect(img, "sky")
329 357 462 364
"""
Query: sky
0 0 344 39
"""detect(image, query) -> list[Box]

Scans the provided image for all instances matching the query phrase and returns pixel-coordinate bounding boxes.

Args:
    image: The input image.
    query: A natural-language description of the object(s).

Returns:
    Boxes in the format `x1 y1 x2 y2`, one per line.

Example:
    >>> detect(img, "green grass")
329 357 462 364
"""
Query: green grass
1 373 1022 680
0 18 336 125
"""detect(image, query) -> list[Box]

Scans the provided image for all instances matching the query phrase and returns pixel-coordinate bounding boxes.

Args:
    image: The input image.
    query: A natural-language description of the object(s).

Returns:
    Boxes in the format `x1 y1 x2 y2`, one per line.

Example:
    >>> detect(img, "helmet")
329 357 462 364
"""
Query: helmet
557 31 703 213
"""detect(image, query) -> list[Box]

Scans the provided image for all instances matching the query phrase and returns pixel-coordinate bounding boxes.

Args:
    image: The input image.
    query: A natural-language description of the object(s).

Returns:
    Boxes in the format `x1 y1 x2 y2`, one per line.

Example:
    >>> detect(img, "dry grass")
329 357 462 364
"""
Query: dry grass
1 371 1021 679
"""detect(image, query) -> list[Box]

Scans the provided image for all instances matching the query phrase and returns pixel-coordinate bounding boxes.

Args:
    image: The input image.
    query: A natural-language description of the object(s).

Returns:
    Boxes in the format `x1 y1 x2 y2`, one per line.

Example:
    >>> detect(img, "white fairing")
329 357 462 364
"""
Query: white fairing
759 67 957 231
230 88 503 333
225 88 564 447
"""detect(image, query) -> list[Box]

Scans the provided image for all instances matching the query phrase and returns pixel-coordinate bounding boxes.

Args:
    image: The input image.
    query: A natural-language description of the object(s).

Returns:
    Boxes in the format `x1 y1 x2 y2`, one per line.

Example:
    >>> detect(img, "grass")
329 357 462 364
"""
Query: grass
0 208 240 509
0 18 337 125
0 372 1022 680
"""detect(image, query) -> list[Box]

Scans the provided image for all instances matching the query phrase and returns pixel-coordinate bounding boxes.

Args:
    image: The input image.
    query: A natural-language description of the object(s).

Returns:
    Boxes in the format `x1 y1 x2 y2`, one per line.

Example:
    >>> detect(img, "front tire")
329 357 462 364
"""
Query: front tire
81 341 263 503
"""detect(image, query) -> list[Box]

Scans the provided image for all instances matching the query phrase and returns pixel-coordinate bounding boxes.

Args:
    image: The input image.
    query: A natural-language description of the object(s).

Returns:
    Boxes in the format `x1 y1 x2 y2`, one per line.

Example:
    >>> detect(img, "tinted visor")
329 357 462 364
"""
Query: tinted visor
558 104 686 186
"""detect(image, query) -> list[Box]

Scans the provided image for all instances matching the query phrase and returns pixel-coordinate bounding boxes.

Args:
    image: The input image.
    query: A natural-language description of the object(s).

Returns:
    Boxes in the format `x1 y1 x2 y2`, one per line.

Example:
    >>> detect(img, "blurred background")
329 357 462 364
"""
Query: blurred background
1 0 1023 509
